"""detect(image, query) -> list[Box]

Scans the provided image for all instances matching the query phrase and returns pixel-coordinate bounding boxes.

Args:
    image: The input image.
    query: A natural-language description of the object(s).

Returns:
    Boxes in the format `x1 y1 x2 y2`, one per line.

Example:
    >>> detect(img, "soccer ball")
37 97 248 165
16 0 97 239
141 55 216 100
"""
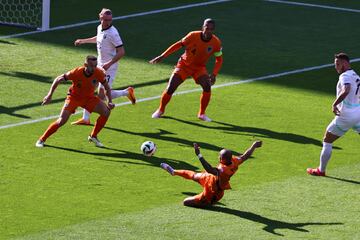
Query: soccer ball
141 141 156 156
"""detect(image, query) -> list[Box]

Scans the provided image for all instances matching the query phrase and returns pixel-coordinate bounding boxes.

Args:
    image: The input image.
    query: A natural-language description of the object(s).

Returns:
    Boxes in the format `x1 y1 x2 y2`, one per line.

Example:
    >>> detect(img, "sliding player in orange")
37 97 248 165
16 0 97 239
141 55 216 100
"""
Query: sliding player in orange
149 18 223 122
161 141 262 207
35 55 114 148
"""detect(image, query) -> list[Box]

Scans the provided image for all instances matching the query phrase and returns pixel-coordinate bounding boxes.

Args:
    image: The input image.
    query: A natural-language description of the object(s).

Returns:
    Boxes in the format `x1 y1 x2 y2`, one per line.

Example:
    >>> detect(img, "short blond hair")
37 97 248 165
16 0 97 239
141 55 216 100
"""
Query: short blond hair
99 8 112 17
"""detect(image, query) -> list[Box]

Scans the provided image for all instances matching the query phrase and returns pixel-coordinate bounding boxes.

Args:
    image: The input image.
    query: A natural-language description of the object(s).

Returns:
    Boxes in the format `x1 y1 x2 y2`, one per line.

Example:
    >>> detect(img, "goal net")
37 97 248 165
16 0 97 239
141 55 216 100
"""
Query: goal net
0 0 50 30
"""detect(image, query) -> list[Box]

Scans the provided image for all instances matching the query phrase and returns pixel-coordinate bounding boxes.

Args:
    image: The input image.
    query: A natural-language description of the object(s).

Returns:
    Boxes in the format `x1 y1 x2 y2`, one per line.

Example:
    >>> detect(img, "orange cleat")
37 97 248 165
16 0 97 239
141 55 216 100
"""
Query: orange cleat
307 167 325 176
71 118 91 125
126 87 136 105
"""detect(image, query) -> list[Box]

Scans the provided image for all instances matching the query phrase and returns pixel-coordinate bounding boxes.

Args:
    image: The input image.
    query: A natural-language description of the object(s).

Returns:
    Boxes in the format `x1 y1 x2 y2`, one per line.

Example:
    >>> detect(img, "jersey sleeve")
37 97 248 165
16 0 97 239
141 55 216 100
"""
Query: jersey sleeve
340 73 352 85
181 32 194 46
234 156 244 166
111 28 124 48
96 68 106 84
213 38 222 57
64 67 80 81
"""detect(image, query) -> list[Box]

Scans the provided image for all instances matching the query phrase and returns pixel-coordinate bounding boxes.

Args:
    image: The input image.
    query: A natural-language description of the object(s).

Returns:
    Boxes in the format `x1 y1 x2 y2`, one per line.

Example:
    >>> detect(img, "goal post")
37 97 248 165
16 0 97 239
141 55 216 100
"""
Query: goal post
0 0 50 31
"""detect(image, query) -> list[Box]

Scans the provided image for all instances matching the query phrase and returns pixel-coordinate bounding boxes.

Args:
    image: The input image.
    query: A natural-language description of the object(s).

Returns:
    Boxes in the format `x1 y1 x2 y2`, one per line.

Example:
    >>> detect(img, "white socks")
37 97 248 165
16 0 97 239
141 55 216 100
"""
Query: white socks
319 142 332 172
81 89 129 120
83 109 90 121
111 89 128 99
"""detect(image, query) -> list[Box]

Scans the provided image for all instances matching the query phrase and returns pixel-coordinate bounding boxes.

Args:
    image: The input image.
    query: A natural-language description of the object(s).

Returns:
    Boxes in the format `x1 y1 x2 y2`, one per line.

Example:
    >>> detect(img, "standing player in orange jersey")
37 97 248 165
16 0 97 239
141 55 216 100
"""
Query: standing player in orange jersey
149 18 223 122
160 141 262 208
35 55 114 148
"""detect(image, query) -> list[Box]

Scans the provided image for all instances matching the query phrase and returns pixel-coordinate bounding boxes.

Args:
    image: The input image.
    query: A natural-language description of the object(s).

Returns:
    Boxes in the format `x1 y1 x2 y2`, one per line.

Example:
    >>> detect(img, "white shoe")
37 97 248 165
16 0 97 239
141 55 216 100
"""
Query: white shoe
152 109 164 119
35 139 44 148
88 136 104 148
198 114 212 122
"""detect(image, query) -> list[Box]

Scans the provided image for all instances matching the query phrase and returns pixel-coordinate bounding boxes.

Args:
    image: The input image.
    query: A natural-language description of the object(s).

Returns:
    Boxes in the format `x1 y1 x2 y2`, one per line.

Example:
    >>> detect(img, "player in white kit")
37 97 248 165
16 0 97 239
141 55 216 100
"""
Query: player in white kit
307 53 360 176
72 8 136 125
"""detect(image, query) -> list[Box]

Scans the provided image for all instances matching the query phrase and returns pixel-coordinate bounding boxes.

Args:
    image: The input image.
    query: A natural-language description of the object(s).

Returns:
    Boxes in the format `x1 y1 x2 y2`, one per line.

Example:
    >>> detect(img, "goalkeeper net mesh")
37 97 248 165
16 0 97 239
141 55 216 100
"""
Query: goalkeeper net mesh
0 0 43 29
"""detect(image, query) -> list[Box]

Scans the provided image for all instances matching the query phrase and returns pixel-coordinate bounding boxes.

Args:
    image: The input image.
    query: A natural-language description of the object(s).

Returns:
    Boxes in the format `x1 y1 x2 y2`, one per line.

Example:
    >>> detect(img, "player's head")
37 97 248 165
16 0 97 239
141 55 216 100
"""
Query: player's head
334 52 350 74
219 148 232 165
84 55 98 73
202 18 215 41
99 8 113 28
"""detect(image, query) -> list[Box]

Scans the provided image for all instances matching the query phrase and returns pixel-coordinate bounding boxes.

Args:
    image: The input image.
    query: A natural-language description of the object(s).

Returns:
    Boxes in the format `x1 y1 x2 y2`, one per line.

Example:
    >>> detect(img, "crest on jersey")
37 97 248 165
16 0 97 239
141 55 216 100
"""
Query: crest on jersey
92 79 97 85
207 46 213 53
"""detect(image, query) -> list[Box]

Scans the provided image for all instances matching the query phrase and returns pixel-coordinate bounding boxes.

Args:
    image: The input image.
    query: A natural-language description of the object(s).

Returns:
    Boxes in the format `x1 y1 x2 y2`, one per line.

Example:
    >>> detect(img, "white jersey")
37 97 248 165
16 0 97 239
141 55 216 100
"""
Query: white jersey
96 24 123 71
337 69 360 112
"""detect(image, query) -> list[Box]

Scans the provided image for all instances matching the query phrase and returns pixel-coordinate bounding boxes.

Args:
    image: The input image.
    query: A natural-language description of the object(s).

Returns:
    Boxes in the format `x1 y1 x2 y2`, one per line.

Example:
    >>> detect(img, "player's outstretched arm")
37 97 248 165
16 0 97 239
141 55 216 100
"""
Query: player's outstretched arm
149 41 183 64
193 143 218 176
239 141 262 161
74 36 97 46
42 74 66 105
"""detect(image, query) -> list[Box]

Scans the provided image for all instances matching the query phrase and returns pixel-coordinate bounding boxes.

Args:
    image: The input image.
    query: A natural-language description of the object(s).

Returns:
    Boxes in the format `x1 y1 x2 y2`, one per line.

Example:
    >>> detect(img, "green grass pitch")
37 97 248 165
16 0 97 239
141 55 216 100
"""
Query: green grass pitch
1 1 359 239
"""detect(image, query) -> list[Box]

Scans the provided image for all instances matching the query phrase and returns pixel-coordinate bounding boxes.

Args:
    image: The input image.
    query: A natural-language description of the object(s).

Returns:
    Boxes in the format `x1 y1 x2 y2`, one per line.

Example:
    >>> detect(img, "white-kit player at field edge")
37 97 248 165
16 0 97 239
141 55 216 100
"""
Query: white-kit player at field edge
72 8 136 125
307 53 360 176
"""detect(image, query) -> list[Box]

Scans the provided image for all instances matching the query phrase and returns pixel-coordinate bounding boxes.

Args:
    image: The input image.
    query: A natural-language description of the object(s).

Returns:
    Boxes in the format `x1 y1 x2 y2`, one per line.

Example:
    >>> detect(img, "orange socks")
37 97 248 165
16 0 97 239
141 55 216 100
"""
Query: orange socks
90 115 108 138
40 121 60 141
174 170 195 180
199 91 211 115
159 91 172 112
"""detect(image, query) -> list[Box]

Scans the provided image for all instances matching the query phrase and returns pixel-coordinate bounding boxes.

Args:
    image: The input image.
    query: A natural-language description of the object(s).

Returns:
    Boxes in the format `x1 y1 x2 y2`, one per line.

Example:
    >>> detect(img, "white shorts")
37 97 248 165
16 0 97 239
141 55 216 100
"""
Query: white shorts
326 110 360 136
98 64 118 89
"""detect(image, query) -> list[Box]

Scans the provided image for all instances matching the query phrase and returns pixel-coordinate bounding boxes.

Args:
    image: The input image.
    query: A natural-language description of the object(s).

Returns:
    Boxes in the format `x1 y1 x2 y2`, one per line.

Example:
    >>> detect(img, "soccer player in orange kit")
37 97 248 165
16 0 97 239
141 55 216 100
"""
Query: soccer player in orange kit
35 55 114 148
149 18 223 122
160 141 262 207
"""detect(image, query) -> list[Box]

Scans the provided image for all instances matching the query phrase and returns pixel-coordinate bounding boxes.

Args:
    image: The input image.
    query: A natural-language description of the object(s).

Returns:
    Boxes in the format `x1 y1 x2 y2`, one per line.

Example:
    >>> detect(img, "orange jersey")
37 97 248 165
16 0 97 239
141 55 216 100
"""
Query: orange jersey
65 66 106 98
217 156 244 190
180 31 222 67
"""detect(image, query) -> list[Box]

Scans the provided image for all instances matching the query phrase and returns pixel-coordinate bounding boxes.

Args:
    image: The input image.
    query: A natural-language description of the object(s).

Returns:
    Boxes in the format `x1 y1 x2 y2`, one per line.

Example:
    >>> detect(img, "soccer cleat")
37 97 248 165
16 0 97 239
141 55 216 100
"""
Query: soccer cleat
152 109 164 119
71 118 91 125
126 87 136 105
307 167 326 176
88 135 104 148
160 163 174 176
35 139 45 148
198 114 212 122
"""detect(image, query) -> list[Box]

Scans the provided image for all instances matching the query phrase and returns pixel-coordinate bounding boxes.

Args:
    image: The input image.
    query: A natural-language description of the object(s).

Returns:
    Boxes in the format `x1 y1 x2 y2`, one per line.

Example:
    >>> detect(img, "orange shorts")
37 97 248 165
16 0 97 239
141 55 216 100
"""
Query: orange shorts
194 172 224 205
63 95 101 114
173 60 208 82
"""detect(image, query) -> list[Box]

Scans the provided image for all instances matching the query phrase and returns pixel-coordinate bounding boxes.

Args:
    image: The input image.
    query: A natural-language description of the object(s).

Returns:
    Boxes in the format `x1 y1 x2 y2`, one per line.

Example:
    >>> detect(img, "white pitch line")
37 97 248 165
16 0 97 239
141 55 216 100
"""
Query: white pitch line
264 0 360 13
0 0 232 39
2 57 360 130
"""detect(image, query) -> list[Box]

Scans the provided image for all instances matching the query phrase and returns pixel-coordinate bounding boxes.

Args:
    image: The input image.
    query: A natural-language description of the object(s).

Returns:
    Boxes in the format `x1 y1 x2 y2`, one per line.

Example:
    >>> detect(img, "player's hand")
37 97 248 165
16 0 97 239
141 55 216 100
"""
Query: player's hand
42 95 52 105
149 55 163 64
108 102 115 110
193 143 201 155
102 62 111 71
332 105 340 115
209 74 216 86
253 140 262 148
74 39 82 46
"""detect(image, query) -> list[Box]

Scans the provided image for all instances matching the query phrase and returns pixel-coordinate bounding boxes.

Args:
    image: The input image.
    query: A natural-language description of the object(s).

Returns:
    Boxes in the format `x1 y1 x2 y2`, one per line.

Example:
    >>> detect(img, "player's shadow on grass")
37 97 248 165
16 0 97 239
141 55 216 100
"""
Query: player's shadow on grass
115 78 168 90
45 144 198 170
104 126 230 153
203 206 343 236
0 97 66 119
164 116 341 149
325 176 360 185
0 39 16 45
0 71 53 84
